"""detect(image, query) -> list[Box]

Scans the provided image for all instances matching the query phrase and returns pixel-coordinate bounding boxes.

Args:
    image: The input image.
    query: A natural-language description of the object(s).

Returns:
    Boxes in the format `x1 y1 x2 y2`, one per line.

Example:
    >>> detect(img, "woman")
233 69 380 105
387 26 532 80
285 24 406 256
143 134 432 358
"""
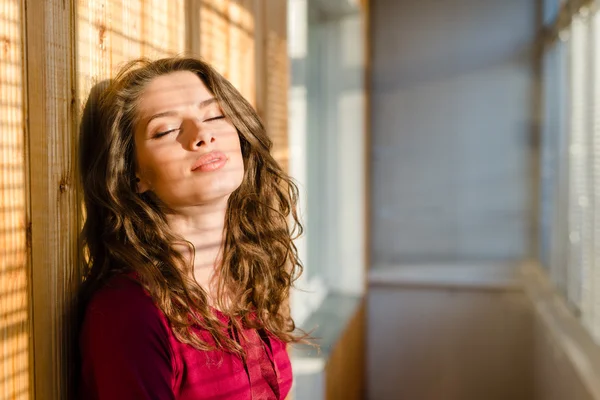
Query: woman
77 57 303 400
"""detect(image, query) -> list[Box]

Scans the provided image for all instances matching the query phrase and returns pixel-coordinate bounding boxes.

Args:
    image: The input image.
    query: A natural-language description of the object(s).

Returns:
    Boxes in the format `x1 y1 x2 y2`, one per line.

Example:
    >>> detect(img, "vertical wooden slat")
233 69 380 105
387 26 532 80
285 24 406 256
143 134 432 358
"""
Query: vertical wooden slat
200 0 231 78
325 302 366 400
228 0 255 105
24 0 78 398
77 0 112 104
0 0 30 399
253 0 265 119
198 0 257 105
263 0 289 170
185 0 199 55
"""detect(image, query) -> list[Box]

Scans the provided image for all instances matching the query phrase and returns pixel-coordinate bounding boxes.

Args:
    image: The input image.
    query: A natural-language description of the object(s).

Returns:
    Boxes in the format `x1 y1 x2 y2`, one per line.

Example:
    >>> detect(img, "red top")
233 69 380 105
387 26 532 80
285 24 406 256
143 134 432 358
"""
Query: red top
79 274 293 400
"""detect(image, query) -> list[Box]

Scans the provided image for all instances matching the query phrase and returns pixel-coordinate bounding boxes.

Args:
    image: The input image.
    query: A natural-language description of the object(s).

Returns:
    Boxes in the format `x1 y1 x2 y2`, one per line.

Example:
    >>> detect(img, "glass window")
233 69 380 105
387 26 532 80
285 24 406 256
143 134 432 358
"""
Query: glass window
543 0 560 26
539 6 600 344
288 0 366 325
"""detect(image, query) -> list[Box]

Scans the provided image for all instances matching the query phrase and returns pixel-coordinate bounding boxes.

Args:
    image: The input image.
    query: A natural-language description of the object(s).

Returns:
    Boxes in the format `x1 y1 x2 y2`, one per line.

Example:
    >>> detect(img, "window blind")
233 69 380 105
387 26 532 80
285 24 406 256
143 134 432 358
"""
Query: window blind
590 7 600 343
542 5 600 345
566 14 591 313
540 44 560 273
548 37 570 299
0 1 29 399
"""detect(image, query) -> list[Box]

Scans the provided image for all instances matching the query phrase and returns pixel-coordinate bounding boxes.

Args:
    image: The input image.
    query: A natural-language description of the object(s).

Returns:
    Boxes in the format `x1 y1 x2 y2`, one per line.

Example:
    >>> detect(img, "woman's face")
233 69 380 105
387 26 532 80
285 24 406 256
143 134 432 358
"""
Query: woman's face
133 71 245 208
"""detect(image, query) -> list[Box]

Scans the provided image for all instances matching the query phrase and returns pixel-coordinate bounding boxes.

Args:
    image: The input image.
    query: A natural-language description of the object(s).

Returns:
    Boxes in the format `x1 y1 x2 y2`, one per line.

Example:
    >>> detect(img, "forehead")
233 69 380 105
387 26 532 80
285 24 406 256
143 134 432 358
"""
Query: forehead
136 70 213 117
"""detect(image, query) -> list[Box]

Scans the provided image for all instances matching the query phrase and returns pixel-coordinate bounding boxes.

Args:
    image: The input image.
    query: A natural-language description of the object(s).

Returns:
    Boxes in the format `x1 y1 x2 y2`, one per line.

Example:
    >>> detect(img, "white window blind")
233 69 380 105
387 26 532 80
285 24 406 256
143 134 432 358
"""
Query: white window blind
551 39 571 298
566 14 592 313
541 4 600 345
590 5 600 342
540 41 565 276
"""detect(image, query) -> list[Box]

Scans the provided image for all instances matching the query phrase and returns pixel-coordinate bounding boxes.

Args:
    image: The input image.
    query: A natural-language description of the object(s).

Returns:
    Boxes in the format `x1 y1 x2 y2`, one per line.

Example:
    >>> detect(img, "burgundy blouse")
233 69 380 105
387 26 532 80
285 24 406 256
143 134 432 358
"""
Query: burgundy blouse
79 274 293 399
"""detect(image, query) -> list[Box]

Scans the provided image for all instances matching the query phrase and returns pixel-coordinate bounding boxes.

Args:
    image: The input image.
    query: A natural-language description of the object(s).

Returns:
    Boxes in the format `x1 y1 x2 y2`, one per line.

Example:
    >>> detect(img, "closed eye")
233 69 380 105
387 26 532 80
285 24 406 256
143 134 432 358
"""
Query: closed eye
152 128 180 139
205 115 225 122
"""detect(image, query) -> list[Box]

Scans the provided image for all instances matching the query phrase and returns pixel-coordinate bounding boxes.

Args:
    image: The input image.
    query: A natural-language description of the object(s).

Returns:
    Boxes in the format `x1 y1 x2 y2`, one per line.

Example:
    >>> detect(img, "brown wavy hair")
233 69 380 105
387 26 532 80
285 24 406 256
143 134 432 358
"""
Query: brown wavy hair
78 57 304 356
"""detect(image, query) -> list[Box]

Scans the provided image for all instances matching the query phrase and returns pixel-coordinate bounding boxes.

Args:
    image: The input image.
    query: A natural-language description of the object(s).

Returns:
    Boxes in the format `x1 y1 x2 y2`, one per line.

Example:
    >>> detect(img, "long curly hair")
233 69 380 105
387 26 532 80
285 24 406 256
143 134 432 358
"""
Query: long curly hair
78 57 304 356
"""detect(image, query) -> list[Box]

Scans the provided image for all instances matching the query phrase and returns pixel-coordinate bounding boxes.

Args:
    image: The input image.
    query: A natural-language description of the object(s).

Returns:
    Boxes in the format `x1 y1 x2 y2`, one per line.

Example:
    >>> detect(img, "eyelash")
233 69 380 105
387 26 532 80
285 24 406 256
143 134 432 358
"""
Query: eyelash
153 115 225 139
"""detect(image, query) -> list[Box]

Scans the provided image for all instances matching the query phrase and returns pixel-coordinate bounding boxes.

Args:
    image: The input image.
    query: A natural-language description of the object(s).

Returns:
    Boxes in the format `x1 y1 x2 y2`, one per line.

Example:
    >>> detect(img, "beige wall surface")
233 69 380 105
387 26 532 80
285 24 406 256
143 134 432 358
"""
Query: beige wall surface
368 273 534 400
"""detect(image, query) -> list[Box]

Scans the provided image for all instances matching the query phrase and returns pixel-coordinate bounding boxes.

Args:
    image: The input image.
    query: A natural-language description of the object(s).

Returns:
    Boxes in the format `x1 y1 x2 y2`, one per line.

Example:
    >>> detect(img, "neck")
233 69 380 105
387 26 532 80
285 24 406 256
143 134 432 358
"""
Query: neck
165 197 229 298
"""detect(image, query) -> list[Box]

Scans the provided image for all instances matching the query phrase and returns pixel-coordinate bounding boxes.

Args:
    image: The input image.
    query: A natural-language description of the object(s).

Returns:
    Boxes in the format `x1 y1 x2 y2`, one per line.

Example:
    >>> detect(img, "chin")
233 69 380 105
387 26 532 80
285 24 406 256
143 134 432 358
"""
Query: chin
156 172 245 208
192 178 244 204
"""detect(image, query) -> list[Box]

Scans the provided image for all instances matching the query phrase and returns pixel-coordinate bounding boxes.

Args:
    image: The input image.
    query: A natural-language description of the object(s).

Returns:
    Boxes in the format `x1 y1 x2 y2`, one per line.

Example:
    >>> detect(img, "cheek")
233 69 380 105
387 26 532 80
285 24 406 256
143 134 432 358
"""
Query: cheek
221 128 242 155
135 146 155 179
136 144 177 184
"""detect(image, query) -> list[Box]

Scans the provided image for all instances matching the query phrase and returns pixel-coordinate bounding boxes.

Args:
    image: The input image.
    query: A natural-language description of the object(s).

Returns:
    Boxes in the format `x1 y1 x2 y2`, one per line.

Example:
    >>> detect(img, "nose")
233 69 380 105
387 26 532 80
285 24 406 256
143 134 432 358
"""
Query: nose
188 118 215 150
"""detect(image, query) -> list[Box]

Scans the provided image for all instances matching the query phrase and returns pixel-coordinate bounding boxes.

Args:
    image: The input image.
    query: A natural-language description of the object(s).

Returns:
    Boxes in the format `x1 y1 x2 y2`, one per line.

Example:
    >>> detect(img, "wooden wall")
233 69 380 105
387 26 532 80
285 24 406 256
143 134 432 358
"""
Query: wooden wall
191 0 289 168
2 1 290 398
0 1 29 399
325 302 366 400
261 0 289 170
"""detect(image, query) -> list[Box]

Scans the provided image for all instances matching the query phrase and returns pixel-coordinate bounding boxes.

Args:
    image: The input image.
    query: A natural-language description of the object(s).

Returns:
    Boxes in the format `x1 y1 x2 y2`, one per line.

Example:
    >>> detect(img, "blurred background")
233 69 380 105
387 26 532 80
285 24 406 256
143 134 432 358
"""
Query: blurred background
1 0 599 399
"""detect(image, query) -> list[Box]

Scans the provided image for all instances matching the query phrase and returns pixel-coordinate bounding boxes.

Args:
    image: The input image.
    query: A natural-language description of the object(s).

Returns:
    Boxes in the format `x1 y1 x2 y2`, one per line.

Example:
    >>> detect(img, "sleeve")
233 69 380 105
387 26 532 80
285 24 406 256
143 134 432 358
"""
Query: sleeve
79 279 177 400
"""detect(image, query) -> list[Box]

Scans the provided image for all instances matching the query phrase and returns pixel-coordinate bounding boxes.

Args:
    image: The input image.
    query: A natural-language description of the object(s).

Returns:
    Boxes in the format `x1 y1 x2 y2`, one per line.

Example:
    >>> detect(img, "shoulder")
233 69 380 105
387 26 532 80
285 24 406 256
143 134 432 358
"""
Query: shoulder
79 274 179 399
80 273 171 346
85 273 155 315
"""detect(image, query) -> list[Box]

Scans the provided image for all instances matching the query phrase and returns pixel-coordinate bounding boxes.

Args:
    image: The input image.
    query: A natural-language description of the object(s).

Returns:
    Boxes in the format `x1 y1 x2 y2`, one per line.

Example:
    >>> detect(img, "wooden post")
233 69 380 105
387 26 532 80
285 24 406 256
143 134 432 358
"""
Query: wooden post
0 0 30 399
24 0 79 398
186 0 201 57
262 0 289 170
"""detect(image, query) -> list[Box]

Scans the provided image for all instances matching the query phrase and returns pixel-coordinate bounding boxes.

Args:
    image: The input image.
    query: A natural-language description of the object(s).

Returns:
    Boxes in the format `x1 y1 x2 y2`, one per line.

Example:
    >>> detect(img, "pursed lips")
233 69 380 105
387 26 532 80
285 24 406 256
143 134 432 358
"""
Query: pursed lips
191 150 228 172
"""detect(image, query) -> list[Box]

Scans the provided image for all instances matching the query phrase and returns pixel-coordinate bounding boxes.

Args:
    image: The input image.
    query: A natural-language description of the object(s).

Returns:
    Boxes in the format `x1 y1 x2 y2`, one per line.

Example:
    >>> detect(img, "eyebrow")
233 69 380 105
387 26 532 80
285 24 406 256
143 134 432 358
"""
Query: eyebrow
145 98 218 127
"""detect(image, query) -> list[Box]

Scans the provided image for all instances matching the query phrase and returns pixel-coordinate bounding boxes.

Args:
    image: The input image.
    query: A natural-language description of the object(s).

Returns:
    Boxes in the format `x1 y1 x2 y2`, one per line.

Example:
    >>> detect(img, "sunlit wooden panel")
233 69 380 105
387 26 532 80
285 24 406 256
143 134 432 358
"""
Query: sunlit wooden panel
25 0 79 397
0 0 30 399
264 2 289 170
108 0 144 67
200 0 230 75
140 0 185 58
77 0 185 111
199 0 256 105
228 1 255 106
325 303 365 400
